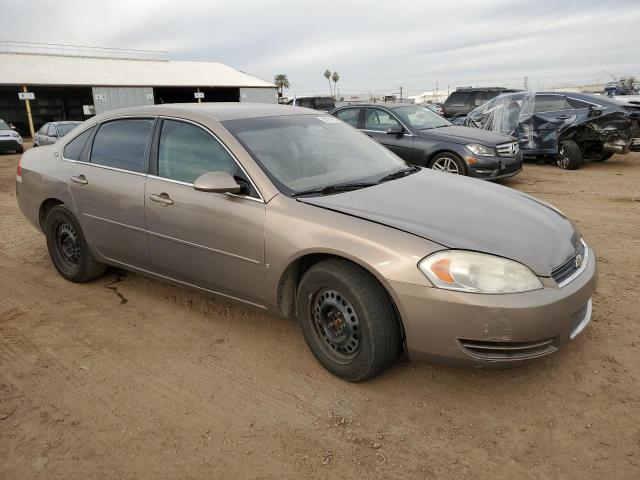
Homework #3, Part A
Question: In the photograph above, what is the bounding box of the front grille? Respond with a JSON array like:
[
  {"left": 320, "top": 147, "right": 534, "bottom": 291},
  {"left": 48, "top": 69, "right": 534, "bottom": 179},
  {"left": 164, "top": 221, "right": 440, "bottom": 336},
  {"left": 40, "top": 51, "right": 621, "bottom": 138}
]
[
  {"left": 459, "top": 337, "right": 557, "bottom": 360},
  {"left": 552, "top": 241, "right": 586, "bottom": 287},
  {"left": 496, "top": 141, "right": 519, "bottom": 157}
]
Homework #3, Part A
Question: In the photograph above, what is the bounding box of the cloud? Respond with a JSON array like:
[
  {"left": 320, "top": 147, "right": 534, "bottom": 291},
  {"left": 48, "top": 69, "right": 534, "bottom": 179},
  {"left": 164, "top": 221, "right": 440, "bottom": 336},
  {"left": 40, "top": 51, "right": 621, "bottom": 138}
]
[{"left": 4, "top": 0, "right": 640, "bottom": 95}]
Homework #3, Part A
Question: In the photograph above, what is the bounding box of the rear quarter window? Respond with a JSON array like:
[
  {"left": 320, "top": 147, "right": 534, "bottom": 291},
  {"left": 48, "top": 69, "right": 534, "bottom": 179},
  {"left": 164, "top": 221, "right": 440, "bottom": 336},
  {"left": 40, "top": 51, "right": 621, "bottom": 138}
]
[{"left": 63, "top": 127, "right": 95, "bottom": 161}]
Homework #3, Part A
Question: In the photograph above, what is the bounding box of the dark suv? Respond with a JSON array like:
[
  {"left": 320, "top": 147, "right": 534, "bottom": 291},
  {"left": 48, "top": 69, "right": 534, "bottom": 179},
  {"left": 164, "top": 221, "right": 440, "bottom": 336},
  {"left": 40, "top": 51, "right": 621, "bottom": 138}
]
[{"left": 443, "top": 87, "right": 521, "bottom": 119}]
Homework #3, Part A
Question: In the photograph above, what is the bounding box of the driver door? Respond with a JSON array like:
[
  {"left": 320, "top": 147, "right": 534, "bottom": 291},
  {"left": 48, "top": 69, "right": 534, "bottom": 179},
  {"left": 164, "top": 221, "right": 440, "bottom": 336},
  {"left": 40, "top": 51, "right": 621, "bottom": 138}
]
[
  {"left": 144, "top": 118, "right": 266, "bottom": 306},
  {"left": 362, "top": 108, "right": 414, "bottom": 161}
]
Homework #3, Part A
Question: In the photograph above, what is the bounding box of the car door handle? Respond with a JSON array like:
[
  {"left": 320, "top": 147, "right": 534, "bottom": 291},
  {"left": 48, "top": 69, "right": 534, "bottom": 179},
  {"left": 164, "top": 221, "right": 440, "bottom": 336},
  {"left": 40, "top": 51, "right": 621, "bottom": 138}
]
[
  {"left": 149, "top": 193, "right": 174, "bottom": 206},
  {"left": 70, "top": 175, "right": 88, "bottom": 185},
  {"left": 556, "top": 115, "right": 572, "bottom": 120}
]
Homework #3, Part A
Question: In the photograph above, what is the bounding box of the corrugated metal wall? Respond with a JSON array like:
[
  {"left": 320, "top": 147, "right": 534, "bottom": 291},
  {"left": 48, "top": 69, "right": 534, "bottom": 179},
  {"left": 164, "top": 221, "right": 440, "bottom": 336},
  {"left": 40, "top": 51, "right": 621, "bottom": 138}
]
[
  {"left": 239, "top": 87, "right": 278, "bottom": 104},
  {"left": 92, "top": 87, "right": 154, "bottom": 114}
]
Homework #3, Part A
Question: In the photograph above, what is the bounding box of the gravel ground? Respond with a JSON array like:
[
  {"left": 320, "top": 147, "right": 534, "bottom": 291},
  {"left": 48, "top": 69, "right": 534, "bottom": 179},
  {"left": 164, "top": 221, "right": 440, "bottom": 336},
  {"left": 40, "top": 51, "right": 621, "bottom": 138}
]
[{"left": 1, "top": 143, "right": 639, "bottom": 479}]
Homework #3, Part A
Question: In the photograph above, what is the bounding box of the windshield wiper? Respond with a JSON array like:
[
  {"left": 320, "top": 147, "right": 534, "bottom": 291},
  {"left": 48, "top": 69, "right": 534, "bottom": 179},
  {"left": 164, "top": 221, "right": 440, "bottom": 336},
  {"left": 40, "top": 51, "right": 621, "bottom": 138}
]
[
  {"left": 378, "top": 166, "right": 420, "bottom": 182},
  {"left": 291, "top": 182, "right": 378, "bottom": 197}
]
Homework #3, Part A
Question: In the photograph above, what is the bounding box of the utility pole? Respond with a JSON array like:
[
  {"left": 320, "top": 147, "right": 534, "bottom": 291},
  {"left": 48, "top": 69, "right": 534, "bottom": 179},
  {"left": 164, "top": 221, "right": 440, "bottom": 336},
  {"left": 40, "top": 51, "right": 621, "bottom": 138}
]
[
  {"left": 399, "top": 86, "right": 403, "bottom": 101},
  {"left": 523, "top": 76, "right": 529, "bottom": 91},
  {"left": 22, "top": 86, "right": 35, "bottom": 138},
  {"left": 436, "top": 81, "right": 439, "bottom": 103}
]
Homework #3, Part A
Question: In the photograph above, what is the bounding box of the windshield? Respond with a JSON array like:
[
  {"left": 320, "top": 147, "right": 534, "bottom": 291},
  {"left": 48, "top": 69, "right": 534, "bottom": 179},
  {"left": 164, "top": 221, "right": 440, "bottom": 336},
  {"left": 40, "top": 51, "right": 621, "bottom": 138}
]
[
  {"left": 394, "top": 106, "right": 451, "bottom": 129},
  {"left": 224, "top": 114, "right": 407, "bottom": 194},
  {"left": 57, "top": 123, "right": 80, "bottom": 136},
  {"left": 0, "top": 120, "right": 10, "bottom": 130}
]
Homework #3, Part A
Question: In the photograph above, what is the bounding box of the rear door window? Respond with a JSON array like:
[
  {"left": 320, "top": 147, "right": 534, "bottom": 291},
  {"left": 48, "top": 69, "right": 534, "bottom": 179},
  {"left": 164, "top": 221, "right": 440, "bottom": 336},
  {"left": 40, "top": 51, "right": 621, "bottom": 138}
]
[
  {"left": 91, "top": 119, "right": 153, "bottom": 173},
  {"left": 445, "top": 92, "right": 471, "bottom": 106},
  {"left": 335, "top": 108, "right": 361, "bottom": 127},
  {"left": 534, "top": 95, "right": 572, "bottom": 113},
  {"left": 63, "top": 127, "right": 95, "bottom": 160}
]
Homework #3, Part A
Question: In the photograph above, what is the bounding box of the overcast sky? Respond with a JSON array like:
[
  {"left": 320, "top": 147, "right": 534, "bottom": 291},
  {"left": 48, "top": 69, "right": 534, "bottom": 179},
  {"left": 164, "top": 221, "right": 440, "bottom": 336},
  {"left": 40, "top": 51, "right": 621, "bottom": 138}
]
[{"left": 4, "top": 0, "right": 640, "bottom": 96}]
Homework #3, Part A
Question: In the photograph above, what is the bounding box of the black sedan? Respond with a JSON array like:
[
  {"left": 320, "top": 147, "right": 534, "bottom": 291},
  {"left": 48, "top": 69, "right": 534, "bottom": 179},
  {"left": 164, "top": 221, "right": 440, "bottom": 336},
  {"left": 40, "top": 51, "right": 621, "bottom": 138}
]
[{"left": 330, "top": 103, "right": 522, "bottom": 179}]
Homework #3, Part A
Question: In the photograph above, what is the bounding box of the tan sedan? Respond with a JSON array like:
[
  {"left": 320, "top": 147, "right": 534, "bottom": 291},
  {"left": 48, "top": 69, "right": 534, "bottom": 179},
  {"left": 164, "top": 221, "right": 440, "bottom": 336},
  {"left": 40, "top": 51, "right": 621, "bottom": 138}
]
[{"left": 16, "top": 103, "right": 597, "bottom": 381}]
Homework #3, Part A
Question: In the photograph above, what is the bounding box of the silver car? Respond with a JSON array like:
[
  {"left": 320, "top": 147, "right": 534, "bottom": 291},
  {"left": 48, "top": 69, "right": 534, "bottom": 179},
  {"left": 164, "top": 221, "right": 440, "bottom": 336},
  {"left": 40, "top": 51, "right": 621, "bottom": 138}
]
[
  {"left": 16, "top": 103, "right": 597, "bottom": 381},
  {"left": 33, "top": 121, "right": 82, "bottom": 147}
]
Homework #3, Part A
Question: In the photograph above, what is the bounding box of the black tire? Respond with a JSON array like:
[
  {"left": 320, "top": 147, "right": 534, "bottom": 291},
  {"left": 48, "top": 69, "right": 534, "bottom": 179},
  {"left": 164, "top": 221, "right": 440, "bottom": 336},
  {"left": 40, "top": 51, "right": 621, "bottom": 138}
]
[
  {"left": 297, "top": 259, "right": 401, "bottom": 382},
  {"left": 16, "top": 145, "right": 24, "bottom": 154},
  {"left": 429, "top": 152, "right": 467, "bottom": 175},
  {"left": 557, "top": 140, "right": 582, "bottom": 170},
  {"left": 44, "top": 205, "right": 106, "bottom": 282}
]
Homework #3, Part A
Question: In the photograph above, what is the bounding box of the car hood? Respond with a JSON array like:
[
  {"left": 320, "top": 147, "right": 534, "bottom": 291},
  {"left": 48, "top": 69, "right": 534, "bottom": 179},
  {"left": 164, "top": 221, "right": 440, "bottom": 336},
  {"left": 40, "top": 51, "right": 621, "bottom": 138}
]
[
  {"left": 418, "top": 125, "right": 514, "bottom": 146},
  {"left": 299, "top": 170, "right": 580, "bottom": 276}
]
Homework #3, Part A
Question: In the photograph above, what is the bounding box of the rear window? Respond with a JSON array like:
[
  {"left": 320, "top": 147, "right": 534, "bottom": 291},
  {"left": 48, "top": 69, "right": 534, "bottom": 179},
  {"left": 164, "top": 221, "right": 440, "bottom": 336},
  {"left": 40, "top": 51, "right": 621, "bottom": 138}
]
[
  {"left": 91, "top": 119, "right": 153, "bottom": 173},
  {"left": 63, "top": 127, "right": 94, "bottom": 160},
  {"left": 566, "top": 97, "right": 592, "bottom": 109},
  {"left": 445, "top": 92, "right": 471, "bottom": 106},
  {"left": 534, "top": 95, "right": 572, "bottom": 113},
  {"left": 335, "top": 108, "right": 360, "bottom": 127}
]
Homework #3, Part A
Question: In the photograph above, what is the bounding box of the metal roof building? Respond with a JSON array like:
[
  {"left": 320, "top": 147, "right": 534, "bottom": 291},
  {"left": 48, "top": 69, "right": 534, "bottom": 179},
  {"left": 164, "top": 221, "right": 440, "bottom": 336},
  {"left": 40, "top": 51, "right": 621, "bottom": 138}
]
[{"left": 0, "top": 42, "right": 277, "bottom": 137}]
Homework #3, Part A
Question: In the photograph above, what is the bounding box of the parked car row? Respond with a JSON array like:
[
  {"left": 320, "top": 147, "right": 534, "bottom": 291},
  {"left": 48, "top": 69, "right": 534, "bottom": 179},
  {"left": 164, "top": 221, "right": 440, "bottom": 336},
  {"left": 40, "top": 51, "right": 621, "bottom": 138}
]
[
  {"left": 16, "top": 103, "right": 596, "bottom": 381},
  {"left": 0, "top": 120, "right": 83, "bottom": 155}
]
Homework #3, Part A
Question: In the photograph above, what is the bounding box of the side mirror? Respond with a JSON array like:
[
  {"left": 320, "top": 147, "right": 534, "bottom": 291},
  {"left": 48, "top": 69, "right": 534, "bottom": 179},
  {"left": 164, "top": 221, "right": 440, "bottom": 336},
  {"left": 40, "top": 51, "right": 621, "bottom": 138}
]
[
  {"left": 193, "top": 171, "right": 241, "bottom": 194},
  {"left": 386, "top": 124, "right": 403, "bottom": 135}
]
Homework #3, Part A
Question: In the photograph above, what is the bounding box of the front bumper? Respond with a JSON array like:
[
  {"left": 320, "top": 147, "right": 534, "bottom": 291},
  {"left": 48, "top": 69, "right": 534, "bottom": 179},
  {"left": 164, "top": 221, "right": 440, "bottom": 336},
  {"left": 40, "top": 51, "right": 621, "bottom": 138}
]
[
  {"left": 390, "top": 246, "right": 597, "bottom": 367},
  {"left": 0, "top": 138, "right": 23, "bottom": 151},
  {"left": 467, "top": 151, "right": 523, "bottom": 180}
]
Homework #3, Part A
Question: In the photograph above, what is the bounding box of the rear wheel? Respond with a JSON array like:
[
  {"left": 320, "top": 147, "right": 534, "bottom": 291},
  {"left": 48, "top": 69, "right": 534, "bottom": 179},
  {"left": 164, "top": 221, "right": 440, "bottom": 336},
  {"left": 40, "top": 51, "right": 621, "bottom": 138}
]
[
  {"left": 44, "top": 205, "right": 106, "bottom": 282},
  {"left": 557, "top": 140, "right": 582, "bottom": 170},
  {"left": 297, "top": 259, "right": 401, "bottom": 382},
  {"left": 429, "top": 152, "right": 466, "bottom": 175}
]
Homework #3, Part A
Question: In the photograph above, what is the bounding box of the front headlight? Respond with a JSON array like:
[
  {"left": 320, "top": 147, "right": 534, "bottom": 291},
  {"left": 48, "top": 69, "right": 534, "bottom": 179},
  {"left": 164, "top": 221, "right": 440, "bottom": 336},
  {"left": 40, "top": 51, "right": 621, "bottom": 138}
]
[
  {"left": 466, "top": 143, "right": 495, "bottom": 156},
  {"left": 419, "top": 250, "right": 543, "bottom": 294},
  {"left": 10, "top": 131, "right": 20, "bottom": 138}
]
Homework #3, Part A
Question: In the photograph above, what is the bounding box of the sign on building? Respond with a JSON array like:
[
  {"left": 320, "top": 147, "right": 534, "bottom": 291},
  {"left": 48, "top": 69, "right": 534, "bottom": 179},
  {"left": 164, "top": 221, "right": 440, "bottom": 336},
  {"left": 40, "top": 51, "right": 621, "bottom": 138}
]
[
  {"left": 18, "top": 92, "right": 35, "bottom": 100},
  {"left": 194, "top": 92, "right": 205, "bottom": 99}
]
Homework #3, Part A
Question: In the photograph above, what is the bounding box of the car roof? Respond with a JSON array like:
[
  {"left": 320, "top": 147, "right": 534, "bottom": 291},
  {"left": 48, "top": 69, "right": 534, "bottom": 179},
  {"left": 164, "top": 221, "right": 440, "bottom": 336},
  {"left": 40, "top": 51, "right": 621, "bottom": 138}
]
[
  {"left": 454, "top": 87, "right": 521, "bottom": 92},
  {"left": 93, "top": 102, "right": 321, "bottom": 122},
  {"left": 334, "top": 102, "right": 418, "bottom": 110}
]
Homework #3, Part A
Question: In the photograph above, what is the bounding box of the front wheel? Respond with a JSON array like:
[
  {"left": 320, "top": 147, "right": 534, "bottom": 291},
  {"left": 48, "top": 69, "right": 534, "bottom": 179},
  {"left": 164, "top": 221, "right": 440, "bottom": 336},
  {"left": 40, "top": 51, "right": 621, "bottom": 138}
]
[
  {"left": 297, "top": 259, "right": 401, "bottom": 382},
  {"left": 44, "top": 205, "right": 106, "bottom": 282},
  {"left": 429, "top": 152, "right": 466, "bottom": 175},
  {"left": 557, "top": 140, "right": 582, "bottom": 170}
]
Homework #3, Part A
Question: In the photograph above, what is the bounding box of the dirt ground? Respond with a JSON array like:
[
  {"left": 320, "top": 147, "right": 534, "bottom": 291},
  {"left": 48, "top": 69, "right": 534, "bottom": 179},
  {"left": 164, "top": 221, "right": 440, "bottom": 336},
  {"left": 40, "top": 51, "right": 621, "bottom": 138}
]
[{"left": 0, "top": 143, "right": 638, "bottom": 480}]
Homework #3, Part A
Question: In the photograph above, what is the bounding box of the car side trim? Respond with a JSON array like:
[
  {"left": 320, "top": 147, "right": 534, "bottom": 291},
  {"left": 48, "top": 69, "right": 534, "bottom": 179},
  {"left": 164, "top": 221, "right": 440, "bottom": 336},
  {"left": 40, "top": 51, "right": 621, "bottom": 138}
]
[
  {"left": 102, "top": 257, "right": 267, "bottom": 310},
  {"left": 146, "top": 174, "right": 264, "bottom": 204},
  {"left": 82, "top": 212, "right": 147, "bottom": 232},
  {"left": 145, "top": 229, "right": 262, "bottom": 265}
]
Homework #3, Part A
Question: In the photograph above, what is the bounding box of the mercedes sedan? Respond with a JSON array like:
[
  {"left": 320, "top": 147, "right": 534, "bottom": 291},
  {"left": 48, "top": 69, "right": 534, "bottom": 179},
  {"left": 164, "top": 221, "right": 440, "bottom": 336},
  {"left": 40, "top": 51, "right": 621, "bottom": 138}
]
[
  {"left": 331, "top": 103, "right": 522, "bottom": 180},
  {"left": 16, "top": 103, "right": 596, "bottom": 381}
]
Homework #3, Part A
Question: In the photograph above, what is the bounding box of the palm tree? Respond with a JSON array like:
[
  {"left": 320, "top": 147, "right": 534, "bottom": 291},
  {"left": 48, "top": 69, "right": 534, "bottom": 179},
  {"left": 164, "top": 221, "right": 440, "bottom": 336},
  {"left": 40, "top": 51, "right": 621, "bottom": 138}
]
[
  {"left": 331, "top": 72, "right": 340, "bottom": 99},
  {"left": 324, "top": 69, "right": 333, "bottom": 96},
  {"left": 273, "top": 74, "right": 290, "bottom": 98}
]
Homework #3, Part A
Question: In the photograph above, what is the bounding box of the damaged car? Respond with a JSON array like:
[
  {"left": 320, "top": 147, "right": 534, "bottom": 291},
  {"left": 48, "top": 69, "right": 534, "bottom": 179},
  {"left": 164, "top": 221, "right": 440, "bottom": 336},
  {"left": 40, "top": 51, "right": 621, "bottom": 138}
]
[{"left": 461, "top": 92, "right": 640, "bottom": 169}]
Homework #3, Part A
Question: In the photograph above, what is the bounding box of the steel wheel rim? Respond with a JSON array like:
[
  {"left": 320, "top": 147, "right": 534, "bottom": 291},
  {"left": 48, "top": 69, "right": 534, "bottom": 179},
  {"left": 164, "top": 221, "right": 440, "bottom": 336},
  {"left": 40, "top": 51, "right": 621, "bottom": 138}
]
[
  {"left": 432, "top": 157, "right": 460, "bottom": 174},
  {"left": 56, "top": 222, "right": 81, "bottom": 268},
  {"left": 311, "top": 289, "right": 361, "bottom": 364},
  {"left": 558, "top": 147, "right": 570, "bottom": 168}
]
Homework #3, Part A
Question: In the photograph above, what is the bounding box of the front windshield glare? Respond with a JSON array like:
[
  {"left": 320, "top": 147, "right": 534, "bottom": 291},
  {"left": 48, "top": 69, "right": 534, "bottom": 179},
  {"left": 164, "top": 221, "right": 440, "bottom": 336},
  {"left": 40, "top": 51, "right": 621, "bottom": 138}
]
[
  {"left": 395, "top": 106, "right": 451, "bottom": 130},
  {"left": 224, "top": 115, "right": 407, "bottom": 194}
]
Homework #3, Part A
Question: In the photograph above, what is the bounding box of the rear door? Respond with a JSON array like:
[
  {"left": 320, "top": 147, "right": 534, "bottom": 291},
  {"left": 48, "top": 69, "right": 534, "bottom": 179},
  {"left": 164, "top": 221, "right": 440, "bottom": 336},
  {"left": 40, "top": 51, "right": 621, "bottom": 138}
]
[
  {"left": 532, "top": 94, "right": 577, "bottom": 151},
  {"left": 68, "top": 117, "right": 154, "bottom": 268},
  {"left": 144, "top": 118, "right": 266, "bottom": 306},
  {"left": 363, "top": 107, "right": 414, "bottom": 161}
]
